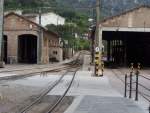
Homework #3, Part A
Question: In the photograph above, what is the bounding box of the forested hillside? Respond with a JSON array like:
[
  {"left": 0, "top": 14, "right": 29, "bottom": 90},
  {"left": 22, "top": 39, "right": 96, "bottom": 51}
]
[
  {"left": 5, "top": 0, "right": 150, "bottom": 18},
  {"left": 4, "top": 0, "right": 150, "bottom": 50}
]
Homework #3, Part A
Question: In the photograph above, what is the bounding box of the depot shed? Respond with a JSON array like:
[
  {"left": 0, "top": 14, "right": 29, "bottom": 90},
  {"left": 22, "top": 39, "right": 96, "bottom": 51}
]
[
  {"left": 99, "top": 5, "right": 150, "bottom": 67},
  {"left": 3, "top": 12, "right": 62, "bottom": 64}
]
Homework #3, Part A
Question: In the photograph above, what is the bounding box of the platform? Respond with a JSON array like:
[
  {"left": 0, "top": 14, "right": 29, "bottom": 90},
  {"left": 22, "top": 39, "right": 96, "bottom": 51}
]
[{"left": 65, "top": 96, "right": 146, "bottom": 113}]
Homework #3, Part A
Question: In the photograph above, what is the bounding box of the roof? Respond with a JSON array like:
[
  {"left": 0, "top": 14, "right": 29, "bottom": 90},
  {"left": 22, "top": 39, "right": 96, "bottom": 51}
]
[
  {"left": 100, "top": 5, "right": 150, "bottom": 24},
  {"left": 5, "top": 12, "right": 58, "bottom": 37}
]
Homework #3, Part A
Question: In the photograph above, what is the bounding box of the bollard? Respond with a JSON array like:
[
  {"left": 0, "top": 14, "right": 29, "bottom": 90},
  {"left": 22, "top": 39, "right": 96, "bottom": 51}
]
[
  {"left": 129, "top": 72, "right": 133, "bottom": 98},
  {"left": 135, "top": 70, "right": 139, "bottom": 101},
  {"left": 124, "top": 74, "right": 127, "bottom": 98}
]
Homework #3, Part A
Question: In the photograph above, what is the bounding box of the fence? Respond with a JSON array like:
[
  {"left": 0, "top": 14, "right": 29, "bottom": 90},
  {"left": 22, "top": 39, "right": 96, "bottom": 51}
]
[{"left": 124, "top": 65, "right": 150, "bottom": 113}]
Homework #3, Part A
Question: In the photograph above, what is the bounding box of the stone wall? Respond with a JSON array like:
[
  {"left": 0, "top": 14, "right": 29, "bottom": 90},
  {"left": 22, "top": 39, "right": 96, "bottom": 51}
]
[{"left": 4, "top": 13, "right": 61, "bottom": 64}]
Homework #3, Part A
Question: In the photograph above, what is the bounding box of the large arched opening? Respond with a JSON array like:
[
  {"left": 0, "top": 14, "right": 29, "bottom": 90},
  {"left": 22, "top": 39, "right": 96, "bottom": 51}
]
[{"left": 18, "top": 34, "right": 37, "bottom": 64}]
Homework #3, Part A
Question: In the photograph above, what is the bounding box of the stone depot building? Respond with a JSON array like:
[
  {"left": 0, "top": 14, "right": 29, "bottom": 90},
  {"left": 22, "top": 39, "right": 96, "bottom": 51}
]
[
  {"left": 3, "top": 12, "right": 62, "bottom": 64},
  {"left": 91, "top": 5, "right": 150, "bottom": 67}
]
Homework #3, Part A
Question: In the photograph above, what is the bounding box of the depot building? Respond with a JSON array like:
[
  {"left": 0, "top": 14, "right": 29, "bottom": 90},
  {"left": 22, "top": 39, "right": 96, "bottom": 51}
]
[
  {"left": 3, "top": 12, "right": 63, "bottom": 64},
  {"left": 96, "top": 5, "right": 150, "bottom": 67}
]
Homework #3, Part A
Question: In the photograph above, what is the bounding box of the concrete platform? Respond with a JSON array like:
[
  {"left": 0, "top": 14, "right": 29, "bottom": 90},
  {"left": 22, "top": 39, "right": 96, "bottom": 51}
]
[
  {"left": 65, "top": 96, "right": 146, "bottom": 113},
  {"left": 45, "top": 70, "right": 146, "bottom": 113},
  {"left": 48, "top": 71, "right": 121, "bottom": 97}
]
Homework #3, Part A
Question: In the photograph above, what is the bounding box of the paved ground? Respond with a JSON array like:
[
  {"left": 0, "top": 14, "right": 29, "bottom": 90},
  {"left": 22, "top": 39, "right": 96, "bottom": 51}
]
[
  {"left": 0, "top": 54, "right": 149, "bottom": 113},
  {"left": 105, "top": 68, "right": 150, "bottom": 112},
  {"left": 65, "top": 96, "right": 145, "bottom": 113},
  {"left": 48, "top": 55, "right": 147, "bottom": 113}
]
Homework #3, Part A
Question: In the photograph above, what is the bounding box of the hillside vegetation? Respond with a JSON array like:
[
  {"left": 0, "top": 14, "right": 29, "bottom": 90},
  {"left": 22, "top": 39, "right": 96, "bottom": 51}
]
[{"left": 4, "top": 0, "right": 150, "bottom": 50}]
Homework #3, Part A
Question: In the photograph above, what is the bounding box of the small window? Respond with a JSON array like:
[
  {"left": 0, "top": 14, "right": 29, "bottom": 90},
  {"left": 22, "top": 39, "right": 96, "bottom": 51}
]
[{"left": 53, "top": 51, "right": 58, "bottom": 55}]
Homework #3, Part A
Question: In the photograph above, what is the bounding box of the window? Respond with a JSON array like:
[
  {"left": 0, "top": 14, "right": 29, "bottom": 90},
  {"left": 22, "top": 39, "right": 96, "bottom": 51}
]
[{"left": 53, "top": 51, "right": 58, "bottom": 55}]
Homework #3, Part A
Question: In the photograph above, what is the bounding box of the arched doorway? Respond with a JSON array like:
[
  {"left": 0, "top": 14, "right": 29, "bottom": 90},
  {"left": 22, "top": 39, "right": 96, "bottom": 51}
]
[
  {"left": 3, "top": 35, "right": 7, "bottom": 63},
  {"left": 18, "top": 34, "right": 37, "bottom": 64}
]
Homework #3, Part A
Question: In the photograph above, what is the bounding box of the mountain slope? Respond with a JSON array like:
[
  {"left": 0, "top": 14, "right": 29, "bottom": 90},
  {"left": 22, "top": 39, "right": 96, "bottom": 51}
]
[{"left": 4, "top": 0, "right": 150, "bottom": 18}]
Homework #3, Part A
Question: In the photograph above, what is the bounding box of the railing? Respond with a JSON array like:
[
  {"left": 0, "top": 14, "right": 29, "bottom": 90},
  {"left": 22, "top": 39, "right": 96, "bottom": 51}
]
[{"left": 124, "top": 64, "right": 150, "bottom": 113}]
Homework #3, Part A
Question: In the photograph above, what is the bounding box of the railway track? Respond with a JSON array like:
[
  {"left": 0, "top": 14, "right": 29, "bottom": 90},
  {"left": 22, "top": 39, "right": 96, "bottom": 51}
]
[
  {"left": 44, "top": 68, "right": 79, "bottom": 113},
  {"left": 15, "top": 60, "right": 81, "bottom": 113},
  {"left": 0, "top": 51, "right": 85, "bottom": 113},
  {"left": 0, "top": 64, "right": 78, "bottom": 81},
  {"left": 111, "top": 69, "right": 127, "bottom": 83},
  {"left": 0, "top": 61, "right": 72, "bottom": 73},
  {"left": 0, "top": 52, "right": 83, "bottom": 74},
  {"left": 0, "top": 55, "right": 82, "bottom": 81},
  {"left": 7, "top": 52, "right": 83, "bottom": 113}
]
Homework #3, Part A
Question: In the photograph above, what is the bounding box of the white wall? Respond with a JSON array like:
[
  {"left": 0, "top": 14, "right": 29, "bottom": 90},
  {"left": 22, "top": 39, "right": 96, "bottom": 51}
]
[
  {"left": 36, "top": 13, "right": 65, "bottom": 26},
  {"left": 5, "top": 10, "right": 23, "bottom": 15}
]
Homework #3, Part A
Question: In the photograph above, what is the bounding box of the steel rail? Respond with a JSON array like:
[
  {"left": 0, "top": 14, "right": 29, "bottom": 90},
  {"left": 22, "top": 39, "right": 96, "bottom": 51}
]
[
  {"left": 139, "top": 92, "right": 150, "bottom": 102},
  {"left": 18, "top": 71, "right": 68, "bottom": 113},
  {"left": 0, "top": 52, "right": 81, "bottom": 73},
  {"left": 111, "top": 69, "right": 125, "bottom": 83},
  {"left": 0, "top": 62, "right": 71, "bottom": 73},
  {"left": 17, "top": 64, "right": 80, "bottom": 113},
  {"left": 139, "top": 75, "right": 150, "bottom": 81},
  {"left": 0, "top": 65, "right": 78, "bottom": 81},
  {"left": 138, "top": 83, "right": 150, "bottom": 92},
  {"left": 45, "top": 68, "right": 80, "bottom": 113},
  {"left": 138, "top": 91, "right": 150, "bottom": 98},
  {"left": 16, "top": 52, "right": 82, "bottom": 113}
]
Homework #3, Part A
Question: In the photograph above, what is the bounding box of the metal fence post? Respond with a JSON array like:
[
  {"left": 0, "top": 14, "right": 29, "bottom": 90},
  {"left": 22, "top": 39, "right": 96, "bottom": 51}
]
[
  {"left": 124, "top": 74, "right": 127, "bottom": 98},
  {"left": 135, "top": 70, "right": 139, "bottom": 101},
  {"left": 129, "top": 72, "right": 133, "bottom": 98},
  {"left": 148, "top": 104, "right": 150, "bottom": 113}
]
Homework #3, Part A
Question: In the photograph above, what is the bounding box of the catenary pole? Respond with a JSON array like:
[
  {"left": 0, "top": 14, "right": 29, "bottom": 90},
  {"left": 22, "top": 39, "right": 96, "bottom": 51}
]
[
  {"left": 37, "top": 8, "right": 43, "bottom": 64},
  {"left": 95, "top": 0, "right": 101, "bottom": 76},
  {"left": 95, "top": 0, "right": 100, "bottom": 48},
  {"left": 95, "top": 0, "right": 102, "bottom": 76}
]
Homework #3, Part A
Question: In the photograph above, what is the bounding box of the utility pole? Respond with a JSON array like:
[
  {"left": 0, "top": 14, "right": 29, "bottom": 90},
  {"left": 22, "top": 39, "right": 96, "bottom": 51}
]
[
  {"left": 95, "top": 0, "right": 102, "bottom": 76},
  {"left": 37, "top": 8, "right": 43, "bottom": 64},
  {"left": 0, "top": 0, "right": 4, "bottom": 67},
  {"left": 95, "top": 0, "right": 100, "bottom": 47}
]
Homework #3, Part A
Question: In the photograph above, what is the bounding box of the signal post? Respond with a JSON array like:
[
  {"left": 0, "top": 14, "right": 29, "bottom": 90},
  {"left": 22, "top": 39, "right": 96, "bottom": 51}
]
[{"left": 95, "top": 47, "right": 103, "bottom": 76}]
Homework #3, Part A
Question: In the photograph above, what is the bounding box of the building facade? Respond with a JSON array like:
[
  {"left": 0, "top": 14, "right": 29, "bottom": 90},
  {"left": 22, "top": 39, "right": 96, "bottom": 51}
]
[
  {"left": 4, "top": 12, "right": 62, "bottom": 64},
  {"left": 97, "top": 5, "right": 150, "bottom": 67}
]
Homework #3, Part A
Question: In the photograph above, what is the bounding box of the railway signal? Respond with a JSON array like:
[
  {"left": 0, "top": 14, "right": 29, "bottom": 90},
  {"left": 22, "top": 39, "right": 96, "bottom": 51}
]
[{"left": 94, "top": 47, "right": 103, "bottom": 76}]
